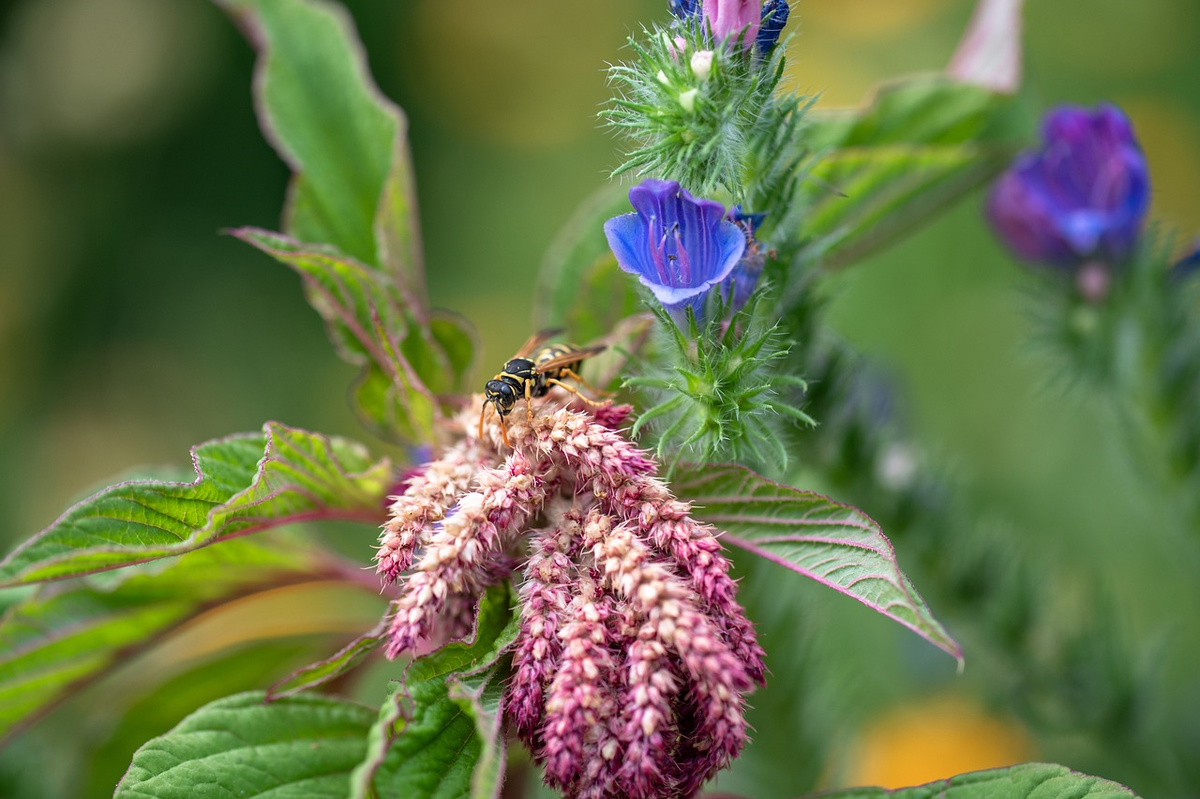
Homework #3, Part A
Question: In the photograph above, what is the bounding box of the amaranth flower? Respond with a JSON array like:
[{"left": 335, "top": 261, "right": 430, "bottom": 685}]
[
  {"left": 376, "top": 395, "right": 764, "bottom": 797},
  {"left": 987, "top": 103, "right": 1149, "bottom": 271},
  {"left": 604, "top": 179, "right": 745, "bottom": 327}
]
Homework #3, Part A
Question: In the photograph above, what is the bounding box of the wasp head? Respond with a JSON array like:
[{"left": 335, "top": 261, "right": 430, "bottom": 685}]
[{"left": 484, "top": 378, "right": 520, "bottom": 417}]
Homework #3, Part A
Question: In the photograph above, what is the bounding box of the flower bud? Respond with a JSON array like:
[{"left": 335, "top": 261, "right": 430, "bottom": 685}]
[
  {"left": 690, "top": 49, "right": 714, "bottom": 81},
  {"left": 987, "top": 104, "right": 1149, "bottom": 270},
  {"left": 756, "top": 0, "right": 790, "bottom": 54},
  {"left": 702, "top": 0, "right": 760, "bottom": 49},
  {"left": 678, "top": 88, "right": 699, "bottom": 114}
]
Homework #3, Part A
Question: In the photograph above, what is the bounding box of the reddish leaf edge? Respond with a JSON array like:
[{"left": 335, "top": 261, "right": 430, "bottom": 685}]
[
  {"left": 676, "top": 464, "right": 963, "bottom": 666},
  {"left": 0, "top": 421, "right": 389, "bottom": 588}
]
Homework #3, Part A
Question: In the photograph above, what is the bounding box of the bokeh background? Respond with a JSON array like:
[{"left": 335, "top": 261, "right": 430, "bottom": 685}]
[{"left": 1, "top": 0, "right": 1199, "bottom": 795}]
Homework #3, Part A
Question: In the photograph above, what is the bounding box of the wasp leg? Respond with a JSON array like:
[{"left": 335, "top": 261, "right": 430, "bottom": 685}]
[
  {"left": 525, "top": 378, "right": 536, "bottom": 424},
  {"left": 498, "top": 413, "right": 512, "bottom": 447},
  {"left": 546, "top": 377, "right": 609, "bottom": 408},
  {"left": 556, "top": 368, "right": 610, "bottom": 398}
]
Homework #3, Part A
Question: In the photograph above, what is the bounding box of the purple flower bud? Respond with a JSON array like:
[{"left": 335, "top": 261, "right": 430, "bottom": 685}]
[
  {"left": 669, "top": 0, "right": 701, "bottom": 20},
  {"left": 987, "top": 104, "right": 1149, "bottom": 269},
  {"left": 604, "top": 179, "right": 746, "bottom": 328},
  {"left": 755, "top": 0, "right": 790, "bottom": 54},
  {"left": 703, "top": 0, "right": 761, "bottom": 47}
]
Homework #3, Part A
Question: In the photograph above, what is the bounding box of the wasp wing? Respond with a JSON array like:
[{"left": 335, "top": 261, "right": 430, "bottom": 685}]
[
  {"left": 534, "top": 344, "right": 607, "bottom": 373},
  {"left": 514, "top": 328, "right": 564, "bottom": 359}
]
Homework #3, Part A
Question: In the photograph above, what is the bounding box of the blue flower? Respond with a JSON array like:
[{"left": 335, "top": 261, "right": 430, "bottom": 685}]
[
  {"left": 756, "top": 0, "right": 790, "bottom": 54},
  {"left": 604, "top": 179, "right": 746, "bottom": 327},
  {"left": 987, "top": 104, "right": 1149, "bottom": 269}
]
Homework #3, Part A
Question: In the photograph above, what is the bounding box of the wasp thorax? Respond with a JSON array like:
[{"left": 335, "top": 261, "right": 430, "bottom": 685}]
[{"left": 504, "top": 358, "right": 537, "bottom": 377}]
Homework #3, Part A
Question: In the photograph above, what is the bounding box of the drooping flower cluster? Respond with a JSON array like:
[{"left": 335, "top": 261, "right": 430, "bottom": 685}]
[
  {"left": 987, "top": 104, "right": 1149, "bottom": 298},
  {"left": 376, "top": 396, "right": 765, "bottom": 797}
]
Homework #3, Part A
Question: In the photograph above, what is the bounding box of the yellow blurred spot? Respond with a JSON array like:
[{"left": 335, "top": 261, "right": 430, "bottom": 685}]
[
  {"left": 845, "top": 695, "right": 1032, "bottom": 788},
  {"left": 805, "top": 0, "right": 953, "bottom": 39},
  {"left": 784, "top": 0, "right": 958, "bottom": 107},
  {"left": 146, "top": 582, "right": 387, "bottom": 669},
  {"left": 1119, "top": 97, "right": 1200, "bottom": 236},
  {"left": 1042, "top": 0, "right": 1196, "bottom": 76},
  {"left": 399, "top": 0, "right": 646, "bottom": 148},
  {"left": 785, "top": 37, "right": 881, "bottom": 108}
]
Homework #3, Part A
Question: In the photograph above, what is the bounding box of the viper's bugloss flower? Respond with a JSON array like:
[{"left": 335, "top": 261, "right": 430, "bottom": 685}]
[
  {"left": 604, "top": 179, "right": 746, "bottom": 327},
  {"left": 722, "top": 206, "right": 767, "bottom": 311},
  {"left": 756, "top": 0, "right": 790, "bottom": 54},
  {"left": 376, "top": 398, "right": 764, "bottom": 797},
  {"left": 987, "top": 104, "right": 1149, "bottom": 270}
]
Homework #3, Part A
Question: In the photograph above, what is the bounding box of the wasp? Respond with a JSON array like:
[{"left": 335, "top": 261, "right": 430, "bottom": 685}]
[{"left": 479, "top": 329, "right": 607, "bottom": 446}]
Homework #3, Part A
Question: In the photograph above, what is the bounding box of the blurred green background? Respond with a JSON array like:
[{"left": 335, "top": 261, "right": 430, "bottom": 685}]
[{"left": 1, "top": 0, "right": 1199, "bottom": 794}]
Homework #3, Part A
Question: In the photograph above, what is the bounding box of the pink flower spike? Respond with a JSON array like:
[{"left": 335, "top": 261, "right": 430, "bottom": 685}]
[
  {"left": 507, "top": 515, "right": 579, "bottom": 748},
  {"left": 617, "top": 636, "right": 679, "bottom": 797},
  {"left": 540, "top": 582, "right": 622, "bottom": 794},
  {"left": 581, "top": 509, "right": 751, "bottom": 794},
  {"left": 375, "top": 437, "right": 494, "bottom": 584},
  {"left": 383, "top": 450, "right": 555, "bottom": 658}
]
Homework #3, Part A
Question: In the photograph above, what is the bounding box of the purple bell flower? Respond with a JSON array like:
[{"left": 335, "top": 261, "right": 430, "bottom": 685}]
[
  {"left": 604, "top": 179, "right": 746, "bottom": 327},
  {"left": 987, "top": 104, "right": 1149, "bottom": 269}
]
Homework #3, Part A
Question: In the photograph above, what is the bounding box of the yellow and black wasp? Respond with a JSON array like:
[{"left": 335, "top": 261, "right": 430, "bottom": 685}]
[{"left": 479, "top": 329, "right": 607, "bottom": 446}]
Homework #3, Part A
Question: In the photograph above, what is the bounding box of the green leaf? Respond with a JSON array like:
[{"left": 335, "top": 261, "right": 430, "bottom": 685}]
[
  {"left": 0, "top": 534, "right": 331, "bottom": 741},
  {"left": 267, "top": 619, "right": 388, "bottom": 701},
  {"left": 0, "top": 422, "right": 390, "bottom": 587},
  {"left": 114, "top": 691, "right": 378, "bottom": 798},
  {"left": 220, "top": 0, "right": 421, "bottom": 294},
  {"left": 672, "top": 463, "right": 962, "bottom": 663},
  {"left": 232, "top": 228, "right": 444, "bottom": 442},
  {"left": 534, "top": 183, "right": 643, "bottom": 341},
  {"left": 798, "top": 76, "right": 1025, "bottom": 269},
  {"left": 221, "top": 0, "right": 478, "bottom": 443},
  {"left": 354, "top": 584, "right": 519, "bottom": 799},
  {"left": 816, "top": 762, "right": 1140, "bottom": 798}
]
